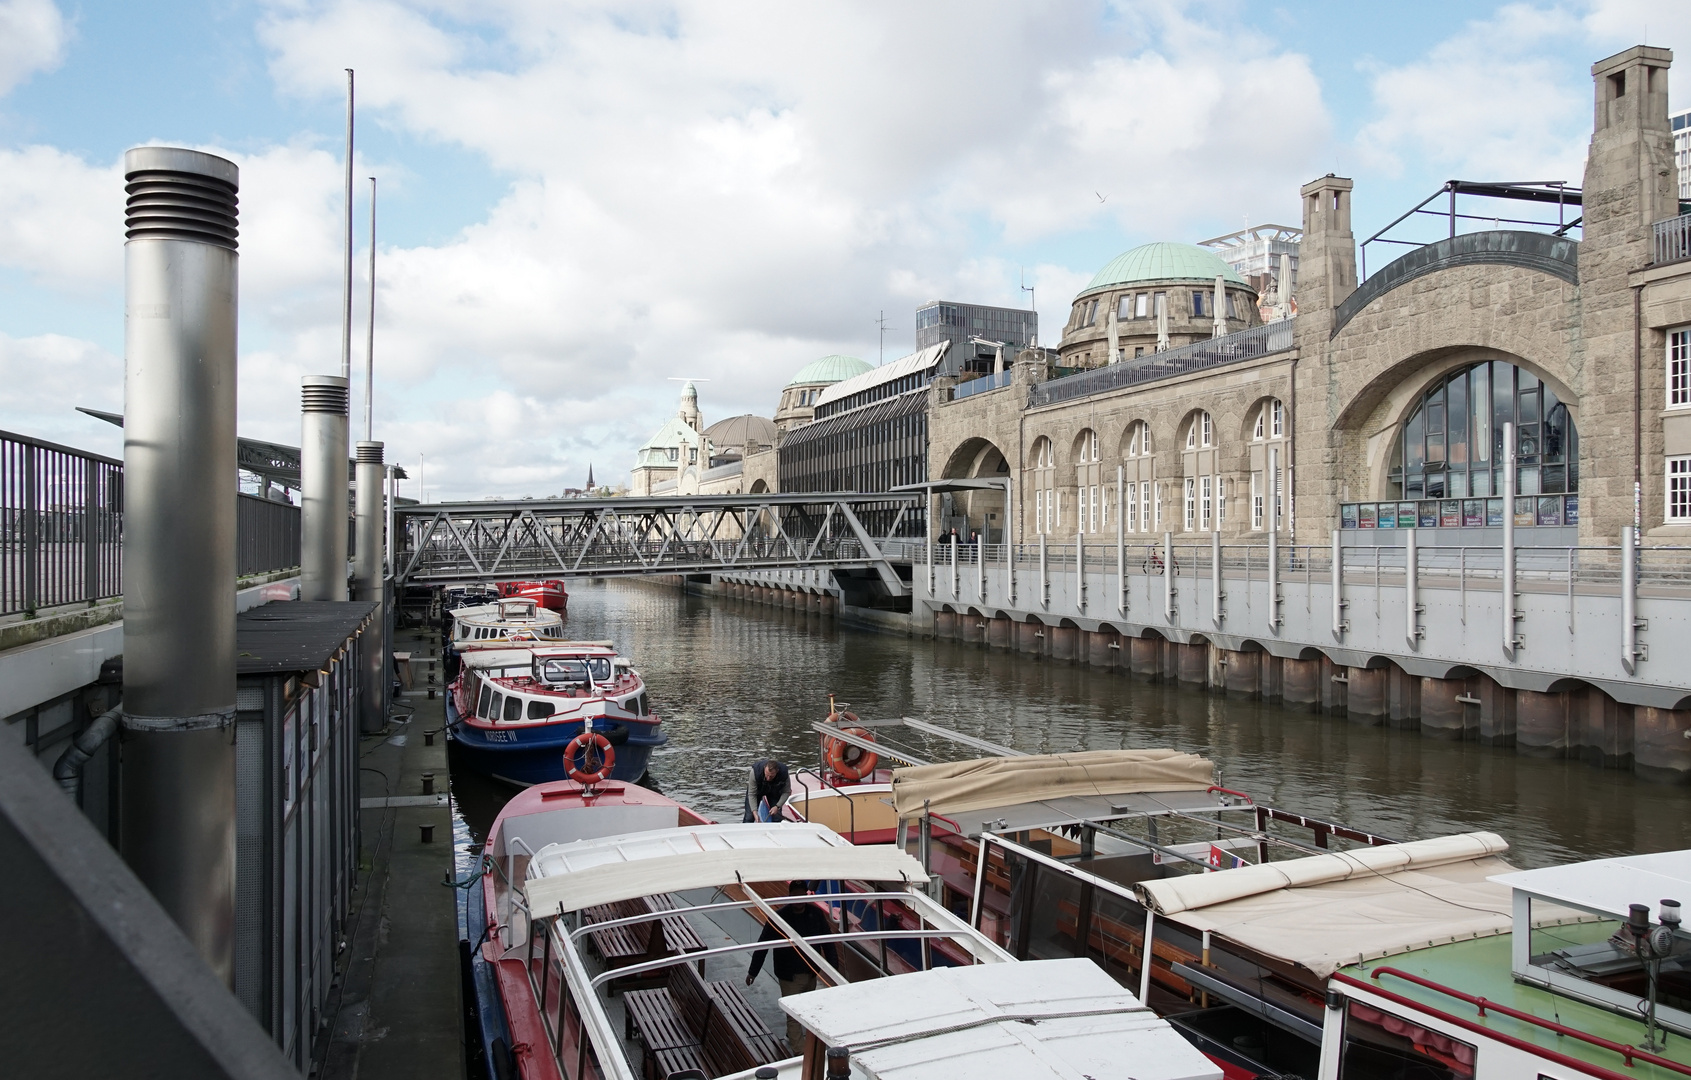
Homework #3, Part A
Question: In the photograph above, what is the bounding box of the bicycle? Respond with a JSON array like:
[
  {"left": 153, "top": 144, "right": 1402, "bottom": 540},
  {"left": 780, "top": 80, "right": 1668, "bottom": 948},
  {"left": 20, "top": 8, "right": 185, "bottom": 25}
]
[{"left": 1141, "top": 546, "right": 1180, "bottom": 575}]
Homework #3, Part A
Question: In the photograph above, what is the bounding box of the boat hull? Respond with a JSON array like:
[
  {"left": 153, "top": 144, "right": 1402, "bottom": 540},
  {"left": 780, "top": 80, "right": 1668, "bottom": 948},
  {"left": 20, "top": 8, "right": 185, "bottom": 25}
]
[
  {"left": 501, "top": 579, "right": 568, "bottom": 613},
  {"left": 446, "top": 695, "right": 663, "bottom": 787}
]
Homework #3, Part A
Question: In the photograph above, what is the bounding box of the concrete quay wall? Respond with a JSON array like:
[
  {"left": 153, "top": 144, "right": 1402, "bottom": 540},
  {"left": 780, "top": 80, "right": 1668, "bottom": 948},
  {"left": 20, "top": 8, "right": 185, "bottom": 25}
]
[{"left": 919, "top": 554, "right": 1691, "bottom": 782}]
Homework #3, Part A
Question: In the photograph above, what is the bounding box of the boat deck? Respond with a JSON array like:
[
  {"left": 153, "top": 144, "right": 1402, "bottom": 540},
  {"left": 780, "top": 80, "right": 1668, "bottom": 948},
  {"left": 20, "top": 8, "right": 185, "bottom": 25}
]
[{"left": 1339, "top": 931, "right": 1691, "bottom": 1078}]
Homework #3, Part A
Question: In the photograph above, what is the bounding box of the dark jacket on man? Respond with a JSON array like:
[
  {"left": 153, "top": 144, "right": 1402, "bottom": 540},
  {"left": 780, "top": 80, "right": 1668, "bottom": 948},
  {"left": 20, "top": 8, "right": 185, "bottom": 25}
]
[
  {"left": 747, "top": 901, "right": 839, "bottom": 981},
  {"left": 742, "top": 759, "right": 791, "bottom": 822}
]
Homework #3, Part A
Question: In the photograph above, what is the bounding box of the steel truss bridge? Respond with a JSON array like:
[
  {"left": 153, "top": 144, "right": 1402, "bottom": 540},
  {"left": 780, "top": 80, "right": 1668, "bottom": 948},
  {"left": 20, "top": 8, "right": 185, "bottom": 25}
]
[{"left": 392, "top": 492, "right": 922, "bottom": 592}]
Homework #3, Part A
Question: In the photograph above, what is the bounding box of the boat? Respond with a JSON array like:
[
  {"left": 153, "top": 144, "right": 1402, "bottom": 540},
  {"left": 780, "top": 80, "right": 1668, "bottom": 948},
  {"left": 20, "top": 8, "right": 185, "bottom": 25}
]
[
  {"left": 502, "top": 578, "right": 569, "bottom": 614},
  {"left": 447, "top": 641, "right": 666, "bottom": 787},
  {"left": 452, "top": 596, "right": 567, "bottom": 646},
  {"left": 464, "top": 774, "right": 1225, "bottom": 1080},
  {"left": 786, "top": 718, "right": 1691, "bottom": 1079}
]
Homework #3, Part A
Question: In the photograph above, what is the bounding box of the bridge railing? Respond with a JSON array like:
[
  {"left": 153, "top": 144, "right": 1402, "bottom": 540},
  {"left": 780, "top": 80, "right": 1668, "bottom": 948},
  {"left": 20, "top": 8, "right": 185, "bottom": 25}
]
[{"left": 1, "top": 428, "right": 304, "bottom": 617}]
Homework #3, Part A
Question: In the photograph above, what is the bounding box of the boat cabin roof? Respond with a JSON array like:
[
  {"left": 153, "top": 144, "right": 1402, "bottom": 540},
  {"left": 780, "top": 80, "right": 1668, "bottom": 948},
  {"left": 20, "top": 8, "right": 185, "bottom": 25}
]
[
  {"left": 780, "top": 958, "right": 1222, "bottom": 1080},
  {"left": 888, "top": 749, "right": 1224, "bottom": 837},
  {"left": 1133, "top": 831, "right": 1554, "bottom": 978},
  {"left": 461, "top": 644, "right": 621, "bottom": 671},
  {"left": 523, "top": 822, "right": 927, "bottom": 916},
  {"left": 1490, "top": 849, "right": 1691, "bottom": 919}
]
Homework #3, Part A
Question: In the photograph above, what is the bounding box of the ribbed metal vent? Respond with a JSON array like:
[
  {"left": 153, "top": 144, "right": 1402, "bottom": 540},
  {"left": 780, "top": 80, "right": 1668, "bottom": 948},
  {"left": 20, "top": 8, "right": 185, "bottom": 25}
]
[
  {"left": 125, "top": 169, "right": 239, "bottom": 251},
  {"left": 301, "top": 381, "right": 350, "bottom": 415},
  {"left": 355, "top": 441, "right": 385, "bottom": 464}
]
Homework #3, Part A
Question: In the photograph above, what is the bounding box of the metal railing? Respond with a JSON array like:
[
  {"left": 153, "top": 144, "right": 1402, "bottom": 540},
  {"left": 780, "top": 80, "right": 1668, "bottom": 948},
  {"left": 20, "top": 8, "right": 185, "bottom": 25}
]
[
  {"left": 1656, "top": 211, "right": 1691, "bottom": 266},
  {"left": 2, "top": 427, "right": 304, "bottom": 617},
  {"left": 1029, "top": 319, "right": 1296, "bottom": 409},
  {"left": 952, "top": 370, "right": 1012, "bottom": 400},
  {"left": 1, "top": 430, "right": 123, "bottom": 616}
]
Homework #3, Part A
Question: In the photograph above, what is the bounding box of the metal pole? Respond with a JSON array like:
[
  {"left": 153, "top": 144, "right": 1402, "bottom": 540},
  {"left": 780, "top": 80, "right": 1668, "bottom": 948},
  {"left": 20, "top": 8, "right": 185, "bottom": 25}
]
[
  {"left": 1622, "top": 525, "right": 1639, "bottom": 672},
  {"left": 1116, "top": 466, "right": 1126, "bottom": 615},
  {"left": 1139, "top": 910, "right": 1156, "bottom": 1002},
  {"left": 1039, "top": 532, "right": 1048, "bottom": 608},
  {"left": 119, "top": 146, "right": 240, "bottom": 984},
  {"left": 1076, "top": 528, "right": 1085, "bottom": 613},
  {"left": 949, "top": 533, "right": 957, "bottom": 598},
  {"left": 1406, "top": 526, "right": 1420, "bottom": 649},
  {"left": 363, "top": 176, "right": 376, "bottom": 441},
  {"left": 1503, "top": 420, "right": 1517, "bottom": 659},
  {"left": 1211, "top": 529, "right": 1222, "bottom": 628},
  {"left": 1163, "top": 530, "right": 1174, "bottom": 622},
  {"left": 1331, "top": 528, "right": 1345, "bottom": 639},
  {"left": 1268, "top": 445, "right": 1280, "bottom": 632},
  {"left": 341, "top": 69, "right": 355, "bottom": 381},
  {"left": 1005, "top": 478, "right": 1014, "bottom": 605}
]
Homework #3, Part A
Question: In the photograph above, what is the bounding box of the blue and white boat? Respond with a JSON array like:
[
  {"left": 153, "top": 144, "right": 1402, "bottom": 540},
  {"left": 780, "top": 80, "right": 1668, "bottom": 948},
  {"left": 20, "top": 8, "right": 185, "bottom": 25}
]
[{"left": 446, "top": 642, "right": 665, "bottom": 787}]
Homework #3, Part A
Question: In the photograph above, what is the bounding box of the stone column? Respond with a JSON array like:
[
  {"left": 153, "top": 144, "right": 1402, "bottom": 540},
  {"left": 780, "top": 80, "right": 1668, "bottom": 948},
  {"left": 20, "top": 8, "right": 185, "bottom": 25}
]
[
  {"left": 1282, "top": 657, "right": 1319, "bottom": 710},
  {"left": 1517, "top": 689, "right": 1570, "bottom": 757},
  {"left": 1420, "top": 677, "right": 1468, "bottom": 739},
  {"left": 1347, "top": 667, "right": 1386, "bottom": 721},
  {"left": 1017, "top": 620, "right": 1045, "bottom": 654},
  {"left": 1478, "top": 678, "right": 1516, "bottom": 747},
  {"left": 1223, "top": 649, "right": 1260, "bottom": 698},
  {"left": 1386, "top": 666, "right": 1420, "bottom": 729},
  {"left": 1049, "top": 625, "right": 1078, "bottom": 661},
  {"left": 1319, "top": 655, "right": 1348, "bottom": 714}
]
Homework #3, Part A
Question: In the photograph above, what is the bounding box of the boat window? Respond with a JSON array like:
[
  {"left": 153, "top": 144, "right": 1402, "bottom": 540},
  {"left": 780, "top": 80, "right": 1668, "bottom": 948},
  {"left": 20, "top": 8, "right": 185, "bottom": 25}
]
[
  {"left": 488, "top": 693, "right": 503, "bottom": 720},
  {"left": 539, "top": 657, "right": 612, "bottom": 685},
  {"left": 478, "top": 685, "right": 493, "bottom": 718},
  {"left": 527, "top": 700, "right": 555, "bottom": 720},
  {"left": 503, "top": 695, "right": 523, "bottom": 722},
  {"left": 1339, "top": 1000, "right": 1475, "bottom": 1079}
]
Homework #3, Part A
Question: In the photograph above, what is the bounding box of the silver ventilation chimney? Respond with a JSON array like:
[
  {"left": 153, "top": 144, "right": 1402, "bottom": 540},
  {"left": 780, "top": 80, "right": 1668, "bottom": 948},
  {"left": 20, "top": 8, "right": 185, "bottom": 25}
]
[
  {"left": 120, "top": 146, "right": 240, "bottom": 983},
  {"left": 300, "top": 376, "right": 350, "bottom": 600},
  {"left": 354, "top": 440, "right": 385, "bottom": 732}
]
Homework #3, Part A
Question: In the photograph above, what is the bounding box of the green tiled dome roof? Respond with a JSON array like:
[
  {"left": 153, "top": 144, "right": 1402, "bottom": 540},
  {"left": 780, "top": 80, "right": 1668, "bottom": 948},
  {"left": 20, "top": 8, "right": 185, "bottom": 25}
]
[
  {"left": 1080, "top": 242, "right": 1246, "bottom": 295},
  {"left": 786, "top": 354, "right": 872, "bottom": 388}
]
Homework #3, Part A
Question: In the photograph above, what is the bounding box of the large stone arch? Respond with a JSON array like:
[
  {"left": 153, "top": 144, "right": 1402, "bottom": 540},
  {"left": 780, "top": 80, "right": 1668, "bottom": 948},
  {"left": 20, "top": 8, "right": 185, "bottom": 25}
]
[
  {"left": 1333, "top": 346, "right": 1580, "bottom": 503},
  {"left": 940, "top": 436, "right": 1011, "bottom": 543}
]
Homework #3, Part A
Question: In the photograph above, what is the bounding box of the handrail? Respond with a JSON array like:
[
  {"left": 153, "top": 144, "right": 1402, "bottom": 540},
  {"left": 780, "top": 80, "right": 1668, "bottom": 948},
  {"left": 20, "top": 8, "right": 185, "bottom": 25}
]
[{"left": 1364, "top": 966, "right": 1691, "bottom": 1077}]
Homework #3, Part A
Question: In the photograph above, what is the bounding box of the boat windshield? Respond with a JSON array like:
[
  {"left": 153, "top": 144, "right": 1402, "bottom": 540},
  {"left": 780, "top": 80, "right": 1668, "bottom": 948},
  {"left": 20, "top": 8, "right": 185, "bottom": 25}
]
[{"left": 539, "top": 656, "right": 613, "bottom": 685}]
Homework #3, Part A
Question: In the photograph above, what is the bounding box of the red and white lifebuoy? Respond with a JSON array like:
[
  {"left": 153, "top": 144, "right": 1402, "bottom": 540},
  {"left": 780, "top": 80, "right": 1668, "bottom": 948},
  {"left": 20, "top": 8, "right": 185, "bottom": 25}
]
[
  {"left": 564, "top": 731, "right": 616, "bottom": 785},
  {"left": 822, "top": 709, "right": 878, "bottom": 780}
]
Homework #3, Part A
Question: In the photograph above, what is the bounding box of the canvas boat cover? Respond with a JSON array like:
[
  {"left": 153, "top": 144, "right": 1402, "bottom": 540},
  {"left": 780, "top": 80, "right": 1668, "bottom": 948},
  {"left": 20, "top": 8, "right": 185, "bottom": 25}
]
[
  {"left": 1134, "top": 832, "right": 1547, "bottom": 977},
  {"left": 889, "top": 749, "right": 1214, "bottom": 819},
  {"left": 522, "top": 822, "right": 927, "bottom": 917},
  {"left": 781, "top": 957, "right": 1222, "bottom": 1080}
]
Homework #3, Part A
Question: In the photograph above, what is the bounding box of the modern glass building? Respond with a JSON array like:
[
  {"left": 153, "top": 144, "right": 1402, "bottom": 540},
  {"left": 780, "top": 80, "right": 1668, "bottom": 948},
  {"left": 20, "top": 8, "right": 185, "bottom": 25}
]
[{"left": 915, "top": 301, "right": 1038, "bottom": 376}]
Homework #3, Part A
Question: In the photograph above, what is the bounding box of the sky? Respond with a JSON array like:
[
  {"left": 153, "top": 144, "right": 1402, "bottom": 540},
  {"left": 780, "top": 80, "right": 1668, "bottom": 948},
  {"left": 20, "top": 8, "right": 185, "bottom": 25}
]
[{"left": 0, "top": 0, "right": 1685, "bottom": 501}]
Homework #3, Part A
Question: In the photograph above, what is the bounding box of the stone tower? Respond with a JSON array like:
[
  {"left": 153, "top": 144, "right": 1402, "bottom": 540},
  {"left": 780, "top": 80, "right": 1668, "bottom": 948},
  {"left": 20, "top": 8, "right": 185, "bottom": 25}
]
[{"left": 1579, "top": 46, "right": 1674, "bottom": 540}]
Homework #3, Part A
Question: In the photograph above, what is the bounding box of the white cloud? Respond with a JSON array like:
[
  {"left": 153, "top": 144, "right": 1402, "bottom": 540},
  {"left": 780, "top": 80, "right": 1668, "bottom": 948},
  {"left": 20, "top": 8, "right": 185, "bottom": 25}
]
[
  {"left": 0, "top": 0, "right": 66, "bottom": 98},
  {"left": 0, "top": 331, "right": 123, "bottom": 454},
  {"left": 1354, "top": 6, "right": 1590, "bottom": 183},
  {"left": 243, "top": 0, "right": 1331, "bottom": 497}
]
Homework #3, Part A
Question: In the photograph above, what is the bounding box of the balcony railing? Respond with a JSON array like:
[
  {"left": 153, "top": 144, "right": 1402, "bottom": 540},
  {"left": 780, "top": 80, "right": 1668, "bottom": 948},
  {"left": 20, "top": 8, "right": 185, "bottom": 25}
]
[
  {"left": 1655, "top": 212, "right": 1691, "bottom": 265},
  {"left": 1029, "top": 318, "right": 1296, "bottom": 409},
  {"left": 953, "top": 369, "right": 1012, "bottom": 400}
]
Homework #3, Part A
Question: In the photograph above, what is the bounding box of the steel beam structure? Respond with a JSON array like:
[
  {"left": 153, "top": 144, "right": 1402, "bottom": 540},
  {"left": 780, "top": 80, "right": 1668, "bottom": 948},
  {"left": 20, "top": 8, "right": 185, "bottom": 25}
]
[{"left": 392, "top": 492, "right": 921, "bottom": 592}]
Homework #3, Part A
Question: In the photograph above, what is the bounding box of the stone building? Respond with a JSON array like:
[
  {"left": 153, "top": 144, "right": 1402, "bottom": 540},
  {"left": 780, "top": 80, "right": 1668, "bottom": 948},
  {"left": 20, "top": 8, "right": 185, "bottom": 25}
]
[
  {"left": 630, "top": 381, "right": 710, "bottom": 496},
  {"left": 929, "top": 45, "right": 1689, "bottom": 553},
  {"left": 1057, "top": 242, "right": 1263, "bottom": 368},
  {"left": 773, "top": 354, "right": 871, "bottom": 434}
]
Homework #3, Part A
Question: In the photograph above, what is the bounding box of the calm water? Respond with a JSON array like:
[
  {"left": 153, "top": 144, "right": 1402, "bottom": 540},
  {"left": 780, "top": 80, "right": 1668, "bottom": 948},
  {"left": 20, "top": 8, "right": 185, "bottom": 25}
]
[{"left": 450, "top": 578, "right": 1691, "bottom": 869}]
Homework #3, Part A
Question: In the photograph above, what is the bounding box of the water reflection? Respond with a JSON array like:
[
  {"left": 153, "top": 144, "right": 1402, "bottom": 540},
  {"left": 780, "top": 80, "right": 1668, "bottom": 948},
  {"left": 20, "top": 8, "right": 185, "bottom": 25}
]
[{"left": 450, "top": 578, "right": 1689, "bottom": 868}]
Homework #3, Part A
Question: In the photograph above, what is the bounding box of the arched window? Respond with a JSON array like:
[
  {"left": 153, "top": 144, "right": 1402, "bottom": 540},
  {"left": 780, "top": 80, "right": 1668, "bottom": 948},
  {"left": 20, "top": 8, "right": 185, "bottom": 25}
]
[
  {"left": 1075, "top": 429, "right": 1099, "bottom": 463},
  {"left": 1186, "top": 411, "right": 1213, "bottom": 450},
  {"left": 1029, "top": 437, "right": 1058, "bottom": 534},
  {"left": 1253, "top": 399, "right": 1284, "bottom": 440},
  {"left": 1125, "top": 421, "right": 1154, "bottom": 457},
  {"left": 1392, "top": 361, "right": 1577, "bottom": 501}
]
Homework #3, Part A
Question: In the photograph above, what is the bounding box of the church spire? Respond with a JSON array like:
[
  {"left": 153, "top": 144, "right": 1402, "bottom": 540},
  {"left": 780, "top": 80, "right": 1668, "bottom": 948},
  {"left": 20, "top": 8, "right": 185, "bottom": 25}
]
[{"left": 586, "top": 462, "right": 595, "bottom": 491}]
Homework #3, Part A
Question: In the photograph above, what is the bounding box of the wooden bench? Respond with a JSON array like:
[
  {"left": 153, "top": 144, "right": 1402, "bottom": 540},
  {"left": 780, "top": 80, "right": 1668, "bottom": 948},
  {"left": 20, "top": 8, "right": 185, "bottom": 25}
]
[
  {"left": 622, "top": 959, "right": 789, "bottom": 1080},
  {"left": 584, "top": 894, "right": 707, "bottom": 990},
  {"left": 645, "top": 891, "right": 707, "bottom": 957},
  {"left": 623, "top": 986, "right": 707, "bottom": 1080}
]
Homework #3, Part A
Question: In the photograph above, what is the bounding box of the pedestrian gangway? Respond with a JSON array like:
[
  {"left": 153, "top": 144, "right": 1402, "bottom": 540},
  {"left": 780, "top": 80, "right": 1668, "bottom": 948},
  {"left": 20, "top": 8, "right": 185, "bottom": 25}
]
[{"left": 392, "top": 492, "right": 923, "bottom": 591}]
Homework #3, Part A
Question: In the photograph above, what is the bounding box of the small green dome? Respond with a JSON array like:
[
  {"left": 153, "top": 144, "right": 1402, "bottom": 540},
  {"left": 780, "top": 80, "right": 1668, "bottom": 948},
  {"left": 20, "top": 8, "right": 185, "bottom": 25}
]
[
  {"left": 1080, "top": 242, "right": 1246, "bottom": 296},
  {"left": 786, "top": 354, "right": 872, "bottom": 388}
]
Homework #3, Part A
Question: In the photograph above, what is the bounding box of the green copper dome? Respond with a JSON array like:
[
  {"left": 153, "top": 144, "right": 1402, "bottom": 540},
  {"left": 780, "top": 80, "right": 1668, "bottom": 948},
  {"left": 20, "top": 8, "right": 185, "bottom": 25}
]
[
  {"left": 1080, "top": 242, "right": 1246, "bottom": 296},
  {"left": 786, "top": 354, "right": 872, "bottom": 388}
]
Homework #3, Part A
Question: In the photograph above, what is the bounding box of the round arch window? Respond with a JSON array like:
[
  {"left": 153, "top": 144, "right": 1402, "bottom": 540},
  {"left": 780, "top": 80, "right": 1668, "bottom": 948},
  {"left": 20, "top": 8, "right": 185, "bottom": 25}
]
[{"left": 1389, "top": 360, "right": 1577, "bottom": 501}]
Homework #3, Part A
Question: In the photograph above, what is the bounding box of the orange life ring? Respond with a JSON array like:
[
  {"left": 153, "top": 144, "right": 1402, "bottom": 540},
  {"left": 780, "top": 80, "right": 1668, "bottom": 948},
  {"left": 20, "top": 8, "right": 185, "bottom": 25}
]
[
  {"left": 823, "top": 715, "right": 878, "bottom": 781},
  {"left": 564, "top": 731, "right": 615, "bottom": 785}
]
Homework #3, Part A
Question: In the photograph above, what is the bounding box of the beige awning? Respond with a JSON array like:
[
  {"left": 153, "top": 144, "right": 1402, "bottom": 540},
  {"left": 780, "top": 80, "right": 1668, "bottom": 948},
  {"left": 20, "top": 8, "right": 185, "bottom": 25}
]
[
  {"left": 522, "top": 823, "right": 928, "bottom": 917},
  {"left": 1134, "top": 833, "right": 1537, "bottom": 978},
  {"left": 890, "top": 749, "right": 1214, "bottom": 819}
]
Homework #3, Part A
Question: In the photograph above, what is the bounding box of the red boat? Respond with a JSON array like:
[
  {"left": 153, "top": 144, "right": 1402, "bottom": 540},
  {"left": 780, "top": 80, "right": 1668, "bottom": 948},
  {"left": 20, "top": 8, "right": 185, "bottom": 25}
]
[{"left": 500, "top": 579, "right": 568, "bottom": 614}]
